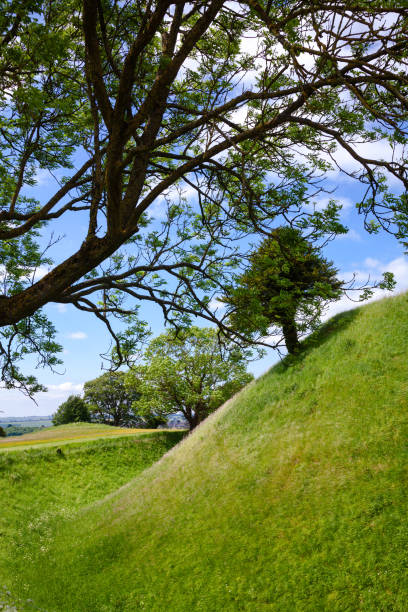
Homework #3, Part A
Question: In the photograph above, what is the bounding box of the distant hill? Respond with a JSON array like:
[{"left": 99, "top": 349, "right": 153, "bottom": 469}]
[
  {"left": 3, "top": 293, "right": 408, "bottom": 611},
  {"left": 0, "top": 415, "right": 52, "bottom": 422}
]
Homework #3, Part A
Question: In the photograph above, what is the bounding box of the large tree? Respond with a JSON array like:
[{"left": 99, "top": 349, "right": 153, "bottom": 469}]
[
  {"left": 83, "top": 371, "right": 143, "bottom": 427},
  {"left": 128, "top": 327, "right": 254, "bottom": 431},
  {"left": 0, "top": 1, "right": 407, "bottom": 392}
]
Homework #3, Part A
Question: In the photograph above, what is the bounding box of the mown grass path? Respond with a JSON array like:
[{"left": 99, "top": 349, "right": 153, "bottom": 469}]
[{"left": 0, "top": 422, "right": 160, "bottom": 451}]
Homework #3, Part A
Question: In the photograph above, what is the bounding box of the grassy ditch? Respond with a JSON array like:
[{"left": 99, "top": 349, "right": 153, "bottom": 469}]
[{"left": 0, "top": 430, "right": 183, "bottom": 610}]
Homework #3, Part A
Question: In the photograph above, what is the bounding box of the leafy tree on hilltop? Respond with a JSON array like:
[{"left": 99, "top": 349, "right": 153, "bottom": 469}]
[
  {"left": 52, "top": 395, "right": 91, "bottom": 426},
  {"left": 128, "top": 327, "right": 253, "bottom": 431},
  {"left": 224, "top": 227, "right": 395, "bottom": 354},
  {"left": 223, "top": 227, "right": 343, "bottom": 354},
  {"left": 0, "top": 426, "right": 6, "bottom": 437}
]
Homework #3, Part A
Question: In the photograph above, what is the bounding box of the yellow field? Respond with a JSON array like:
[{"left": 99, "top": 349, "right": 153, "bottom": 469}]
[{"left": 0, "top": 422, "right": 158, "bottom": 451}]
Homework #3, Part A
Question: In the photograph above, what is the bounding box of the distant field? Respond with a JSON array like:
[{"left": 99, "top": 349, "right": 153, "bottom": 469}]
[{"left": 0, "top": 422, "right": 163, "bottom": 451}]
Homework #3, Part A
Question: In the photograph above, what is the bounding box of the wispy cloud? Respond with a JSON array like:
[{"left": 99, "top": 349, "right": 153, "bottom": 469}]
[
  {"left": 48, "top": 382, "right": 84, "bottom": 393},
  {"left": 208, "top": 297, "right": 226, "bottom": 313},
  {"left": 337, "top": 229, "right": 362, "bottom": 242},
  {"left": 66, "top": 331, "right": 87, "bottom": 340}
]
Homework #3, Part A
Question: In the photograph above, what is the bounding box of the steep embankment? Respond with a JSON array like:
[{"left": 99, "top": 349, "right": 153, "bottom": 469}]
[{"left": 5, "top": 294, "right": 408, "bottom": 611}]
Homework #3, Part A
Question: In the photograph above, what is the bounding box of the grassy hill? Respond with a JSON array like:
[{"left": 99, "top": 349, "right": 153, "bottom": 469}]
[{"left": 3, "top": 293, "right": 408, "bottom": 611}]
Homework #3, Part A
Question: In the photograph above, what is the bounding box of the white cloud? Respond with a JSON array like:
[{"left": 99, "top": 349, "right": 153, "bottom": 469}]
[
  {"left": 326, "top": 255, "right": 408, "bottom": 321},
  {"left": 338, "top": 229, "right": 361, "bottom": 242},
  {"left": 32, "top": 168, "right": 65, "bottom": 188},
  {"left": 383, "top": 256, "right": 408, "bottom": 289},
  {"left": 66, "top": 331, "right": 87, "bottom": 340},
  {"left": 230, "top": 104, "right": 249, "bottom": 126},
  {"left": 208, "top": 297, "right": 225, "bottom": 313},
  {"left": 364, "top": 257, "right": 381, "bottom": 269},
  {"left": 56, "top": 303, "right": 68, "bottom": 314},
  {"left": 326, "top": 139, "right": 406, "bottom": 187},
  {"left": 322, "top": 294, "right": 363, "bottom": 321},
  {"left": 0, "top": 264, "right": 50, "bottom": 283},
  {"left": 357, "top": 255, "right": 408, "bottom": 290},
  {"left": 146, "top": 198, "right": 167, "bottom": 220},
  {"left": 30, "top": 266, "right": 50, "bottom": 280},
  {"left": 0, "top": 381, "right": 85, "bottom": 417},
  {"left": 48, "top": 382, "right": 84, "bottom": 393},
  {"left": 33, "top": 168, "right": 53, "bottom": 187}
]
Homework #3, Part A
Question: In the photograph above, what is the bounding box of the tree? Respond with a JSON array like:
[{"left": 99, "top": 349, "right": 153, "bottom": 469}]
[
  {"left": 52, "top": 395, "right": 91, "bottom": 426},
  {"left": 128, "top": 327, "right": 254, "bottom": 431},
  {"left": 83, "top": 371, "right": 144, "bottom": 427},
  {"left": 0, "top": 426, "right": 6, "bottom": 438},
  {"left": 223, "top": 227, "right": 343, "bottom": 354},
  {"left": 0, "top": 1, "right": 407, "bottom": 391},
  {"left": 223, "top": 226, "right": 396, "bottom": 354}
]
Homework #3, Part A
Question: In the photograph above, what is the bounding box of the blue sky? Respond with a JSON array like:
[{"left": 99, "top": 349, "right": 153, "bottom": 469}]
[{"left": 2, "top": 145, "right": 406, "bottom": 418}]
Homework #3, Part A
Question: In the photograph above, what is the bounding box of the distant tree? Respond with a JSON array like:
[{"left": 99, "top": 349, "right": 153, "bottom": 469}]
[
  {"left": 83, "top": 371, "right": 145, "bottom": 427},
  {"left": 52, "top": 395, "right": 91, "bottom": 426},
  {"left": 0, "top": 426, "right": 6, "bottom": 437},
  {"left": 128, "top": 327, "right": 253, "bottom": 431},
  {"left": 223, "top": 227, "right": 344, "bottom": 355},
  {"left": 3, "top": 425, "right": 39, "bottom": 437}
]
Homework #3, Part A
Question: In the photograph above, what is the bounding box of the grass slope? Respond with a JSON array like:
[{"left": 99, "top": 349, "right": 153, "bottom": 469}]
[
  {"left": 0, "top": 422, "right": 159, "bottom": 451},
  {"left": 0, "top": 431, "right": 184, "bottom": 610},
  {"left": 4, "top": 294, "right": 408, "bottom": 611}
]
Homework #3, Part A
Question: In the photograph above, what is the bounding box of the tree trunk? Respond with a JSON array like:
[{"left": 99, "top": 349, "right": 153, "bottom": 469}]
[
  {"left": 188, "top": 409, "right": 205, "bottom": 431},
  {"left": 282, "top": 319, "right": 299, "bottom": 354},
  {"left": 188, "top": 414, "right": 199, "bottom": 431}
]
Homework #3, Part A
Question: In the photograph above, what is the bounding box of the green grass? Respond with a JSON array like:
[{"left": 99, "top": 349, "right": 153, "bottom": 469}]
[
  {"left": 0, "top": 430, "right": 184, "bottom": 610},
  {"left": 3, "top": 293, "right": 408, "bottom": 611}
]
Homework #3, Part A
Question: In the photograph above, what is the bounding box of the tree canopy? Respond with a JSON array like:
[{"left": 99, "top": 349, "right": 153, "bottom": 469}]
[
  {"left": 0, "top": 1, "right": 407, "bottom": 392},
  {"left": 223, "top": 227, "right": 344, "bottom": 354},
  {"left": 128, "top": 326, "right": 253, "bottom": 430},
  {"left": 83, "top": 371, "right": 141, "bottom": 427},
  {"left": 52, "top": 395, "right": 91, "bottom": 426}
]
